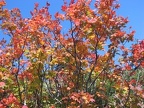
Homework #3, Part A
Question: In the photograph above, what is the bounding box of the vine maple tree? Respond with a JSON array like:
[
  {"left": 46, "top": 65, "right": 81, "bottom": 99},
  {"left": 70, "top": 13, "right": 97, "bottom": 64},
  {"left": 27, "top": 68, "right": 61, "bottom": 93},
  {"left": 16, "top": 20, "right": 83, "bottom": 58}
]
[{"left": 0, "top": 0, "right": 144, "bottom": 108}]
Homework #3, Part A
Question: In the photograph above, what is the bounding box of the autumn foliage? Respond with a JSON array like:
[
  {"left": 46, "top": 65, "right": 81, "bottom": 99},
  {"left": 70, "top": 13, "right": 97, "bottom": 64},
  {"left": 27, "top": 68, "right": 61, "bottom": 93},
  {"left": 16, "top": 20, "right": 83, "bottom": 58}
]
[{"left": 0, "top": 0, "right": 144, "bottom": 107}]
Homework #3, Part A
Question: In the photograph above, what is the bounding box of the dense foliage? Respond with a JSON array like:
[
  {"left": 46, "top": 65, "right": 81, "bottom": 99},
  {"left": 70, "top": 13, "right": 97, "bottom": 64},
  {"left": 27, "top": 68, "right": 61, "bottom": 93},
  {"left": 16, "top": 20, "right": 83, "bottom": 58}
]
[{"left": 0, "top": 0, "right": 144, "bottom": 107}]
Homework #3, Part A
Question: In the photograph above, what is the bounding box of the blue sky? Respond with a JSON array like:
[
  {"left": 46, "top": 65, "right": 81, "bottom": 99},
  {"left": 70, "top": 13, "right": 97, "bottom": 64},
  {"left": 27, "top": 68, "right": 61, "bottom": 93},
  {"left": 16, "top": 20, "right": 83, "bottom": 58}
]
[
  {"left": 118, "top": 0, "right": 144, "bottom": 40},
  {"left": 1, "top": 0, "right": 144, "bottom": 41}
]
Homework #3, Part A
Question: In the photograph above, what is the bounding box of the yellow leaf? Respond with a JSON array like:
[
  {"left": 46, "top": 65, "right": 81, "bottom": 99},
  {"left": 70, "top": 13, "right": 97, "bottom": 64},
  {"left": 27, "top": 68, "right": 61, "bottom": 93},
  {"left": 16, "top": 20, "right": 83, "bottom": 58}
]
[{"left": 88, "top": 34, "right": 95, "bottom": 39}]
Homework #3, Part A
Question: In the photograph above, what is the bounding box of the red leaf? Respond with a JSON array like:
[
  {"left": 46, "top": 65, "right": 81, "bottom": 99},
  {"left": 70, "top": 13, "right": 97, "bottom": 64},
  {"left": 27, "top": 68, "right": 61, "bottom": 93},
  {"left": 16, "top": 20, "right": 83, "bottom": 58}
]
[
  {"left": 0, "top": 82, "right": 5, "bottom": 87},
  {"left": 22, "top": 105, "right": 28, "bottom": 108},
  {"left": 35, "top": 3, "right": 39, "bottom": 8},
  {"left": 129, "top": 79, "right": 136, "bottom": 84},
  {"left": 61, "top": 5, "right": 67, "bottom": 11}
]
